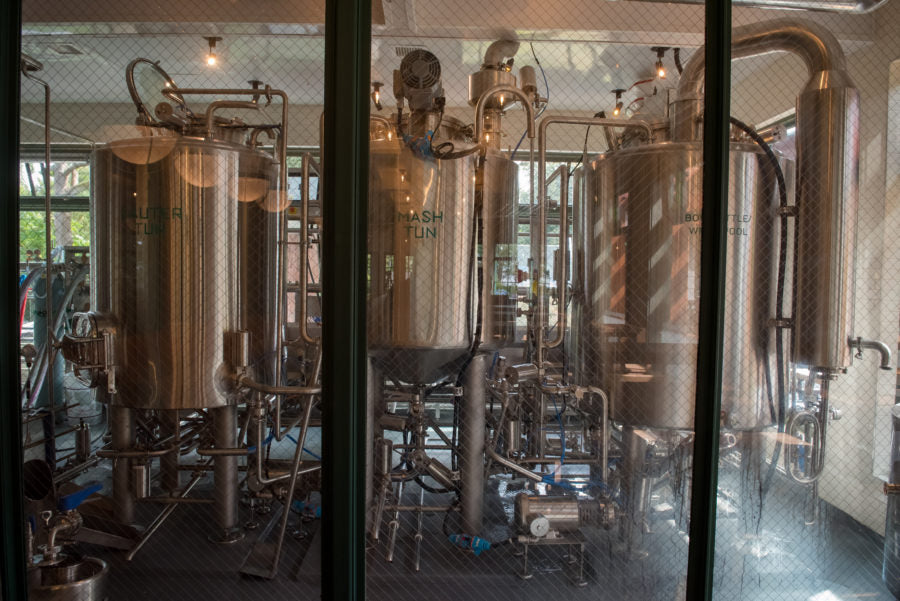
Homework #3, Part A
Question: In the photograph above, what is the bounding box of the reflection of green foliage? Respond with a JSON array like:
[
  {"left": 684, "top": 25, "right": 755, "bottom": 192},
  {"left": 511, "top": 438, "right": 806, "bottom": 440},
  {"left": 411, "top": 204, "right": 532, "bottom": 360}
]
[
  {"left": 19, "top": 161, "right": 89, "bottom": 197},
  {"left": 20, "top": 211, "right": 48, "bottom": 257},
  {"left": 19, "top": 212, "right": 91, "bottom": 261},
  {"left": 19, "top": 161, "right": 91, "bottom": 262}
]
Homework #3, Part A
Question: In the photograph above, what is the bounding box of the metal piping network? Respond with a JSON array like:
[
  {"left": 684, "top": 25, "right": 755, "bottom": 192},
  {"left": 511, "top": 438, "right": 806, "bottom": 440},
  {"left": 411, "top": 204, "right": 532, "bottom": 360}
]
[
  {"left": 164, "top": 86, "right": 291, "bottom": 215},
  {"left": 535, "top": 116, "right": 652, "bottom": 368},
  {"left": 676, "top": 20, "right": 899, "bottom": 550},
  {"left": 673, "top": 21, "right": 860, "bottom": 493},
  {"left": 474, "top": 84, "right": 536, "bottom": 146}
]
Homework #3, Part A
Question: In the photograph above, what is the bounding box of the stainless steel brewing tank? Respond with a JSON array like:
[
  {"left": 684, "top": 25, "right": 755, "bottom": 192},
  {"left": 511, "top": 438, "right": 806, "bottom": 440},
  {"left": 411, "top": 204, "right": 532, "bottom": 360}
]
[
  {"left": 569, "top": 141, "right": 781, "bottom": 429},
  {"left": 367, "top": 126, "right": 477, "bottom": 383},
  {"left": 237, "top": 151, "right": 282, "bottom": 387},
  {"left": 478, "top": 150, "right": 518, "bottom": 350},
  {"left": 91, "top": 137, "right": 278, "bottom": 409}
]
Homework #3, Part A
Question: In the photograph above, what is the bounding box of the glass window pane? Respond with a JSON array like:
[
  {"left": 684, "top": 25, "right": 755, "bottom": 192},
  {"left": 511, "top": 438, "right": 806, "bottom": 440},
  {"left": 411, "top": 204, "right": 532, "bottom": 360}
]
[
  {"left": 713, "top": 6, "right": 900, "bottom": 601},
  {"left": 17, "top": 1, "right": 326, "bottom": 598},
  {"left": 365, "top": 1, "right": 707, "bottom": 598}
]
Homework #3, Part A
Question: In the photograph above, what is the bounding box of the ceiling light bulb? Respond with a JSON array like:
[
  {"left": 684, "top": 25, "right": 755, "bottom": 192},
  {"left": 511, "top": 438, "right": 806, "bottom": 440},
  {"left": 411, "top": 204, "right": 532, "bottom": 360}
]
[
  {"left": 652, "top": 46, "right": 669, "bottom": 80},
  {"left": 203, "top": 36, "right": 222, "bottom": 68},
  {"left": 371, "top": 81, "right": 384, "bottom": 111},
  {"left": 611, "top": 89, "right": 625, "bottom": 117}
]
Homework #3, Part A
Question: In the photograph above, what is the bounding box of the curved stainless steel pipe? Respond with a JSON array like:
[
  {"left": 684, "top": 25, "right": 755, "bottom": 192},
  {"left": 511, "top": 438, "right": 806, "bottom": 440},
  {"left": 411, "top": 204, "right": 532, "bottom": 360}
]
[
  {"left": 474, "top": 85, "right": 535, "bottom": 145},
  {"left": 485, "top": 446, "right": 544, "bottom": 482},
  {"left": 482, "top": 40, "right": 520, "bottom": 67},
  {"left": 849, "top": 337, "right": 894, "bottom": 371},
  {"left": 675, "top": 18, "right": 849, "bottom": 140},
  {"left": 681, "top": 18, "right": 848, "bottom": 91},
  {"left": 237, "top": 375, "right": 320, "bottom": 397},
  {"left": 205, "top": 100, "right": 260, "bottom": 139}
]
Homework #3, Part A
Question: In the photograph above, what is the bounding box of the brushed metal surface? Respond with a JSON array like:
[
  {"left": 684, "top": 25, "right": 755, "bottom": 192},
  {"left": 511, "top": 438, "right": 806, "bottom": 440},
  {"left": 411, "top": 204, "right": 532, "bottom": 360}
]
[
  {"left": 514, "top": 494, "right": 581, "bottom": 533},
  {"left": 92, "top": 138, "right": 276, "bottom": 409},
  {"left": 792, "top": 86, "right": 859, "bottom": 372},
  {"left": 570, "top": 142, "right": 781, "bottom": 429},
  {"left": 236, "top": 151, "right": 282, "bottom": 386},
  {"left": 29, "top": 556, "right": 108, "bottom": 601},
  {"left": 367, "top": 134, "right": 476, "bottom": 383}
]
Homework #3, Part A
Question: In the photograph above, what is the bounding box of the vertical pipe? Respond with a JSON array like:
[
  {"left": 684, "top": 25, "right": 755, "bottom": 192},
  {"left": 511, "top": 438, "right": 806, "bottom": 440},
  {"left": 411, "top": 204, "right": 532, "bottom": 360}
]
[
  {"left": 685, "top": 1, "right": 731, "bottom": 600},
  {"left": 111, "top": 405, "right": 135, "bottom": 524},
  {"left": 1, "top": 1, "right": 26, "bottom": 596},
  {"left": 322, "top": 0, "right": 370, "bottom": 594},
  {"left": 460, "top": 353, "right": 487, "bottom": 534},
  {"left": 211, "top": 404, "right": 241, "bottom": 541},
  {"left": 547, "top": 169, "right": 568, "bottom": 349},
  {"left": 39, "top": 72, "right": 54, "bottom": 429},
  {"left": 299, "top": 153, "right": 317, "bottom": 344},
  {"left": 621, "top": 426, "right": 649, "bottom": 551}
]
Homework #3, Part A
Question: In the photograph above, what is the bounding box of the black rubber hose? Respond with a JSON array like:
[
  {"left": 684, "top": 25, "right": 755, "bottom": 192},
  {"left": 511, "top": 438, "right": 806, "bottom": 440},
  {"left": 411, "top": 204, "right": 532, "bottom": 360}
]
[
  {"left": 414, "top": 474, "right": 457, "bottom": 495},
  {"left": 728, "top": 116, "right": 790, "bottom": 494},
  {"left": 450, "top": 205, "right": 484, "bottom": 470},
  {"left": 674, "top": 48, "right": 684, "bottom": 75},
  {"left": 433, "top": 142, "right": 481, "bottom": 161}
]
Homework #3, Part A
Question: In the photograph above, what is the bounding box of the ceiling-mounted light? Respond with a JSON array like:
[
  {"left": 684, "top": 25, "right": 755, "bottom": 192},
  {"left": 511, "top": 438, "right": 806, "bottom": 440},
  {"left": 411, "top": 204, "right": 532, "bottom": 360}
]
[
  {"left": 204, "top": 36, "right": 222, "bottom": 67},
  {"left": 371, "top": 81, "right": 384, "bottom": 111},
  {"left": 651, "top": 46, "right": 670, "bottom": 79},
  {"left": 611, "top": 88, "right": 625, "bottom": 116}
]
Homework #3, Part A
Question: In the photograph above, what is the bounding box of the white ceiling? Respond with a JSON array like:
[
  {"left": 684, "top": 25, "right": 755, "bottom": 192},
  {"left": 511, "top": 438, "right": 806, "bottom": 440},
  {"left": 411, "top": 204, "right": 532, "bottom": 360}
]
[{"left": 18, "top": 0, "right": 877, "bottom": 112}]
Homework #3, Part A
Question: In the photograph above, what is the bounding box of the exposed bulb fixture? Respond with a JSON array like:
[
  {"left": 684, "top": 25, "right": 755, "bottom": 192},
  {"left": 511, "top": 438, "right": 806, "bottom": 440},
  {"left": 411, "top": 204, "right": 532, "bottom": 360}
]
[
  {"left": 611, "top": 88, "right": 625, "bottom": 116},
  {"left": 204, "top": 36, "right": 222, "bottom": 67},
  {"left": 371, "top": 81, "right": 384, "bottom": 111},
  {"left": 651, "top": 46, "right": 670, "bottom": 79}
]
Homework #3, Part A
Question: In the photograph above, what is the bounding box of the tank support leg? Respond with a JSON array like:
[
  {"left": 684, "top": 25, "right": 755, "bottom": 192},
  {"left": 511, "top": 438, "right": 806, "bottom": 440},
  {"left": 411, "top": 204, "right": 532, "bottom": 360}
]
[
  {"left": 111, "top": 405, "right": 134, "bottom": 525},
  {"left": 621, "top": 426, "right": 652, "bottom": 556},
  {"left": 460, "top": 353, "right": 487, "bottom": 535},
  {"left": 211, "top": 404, "right": 243, "bottom": 543}
]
